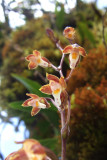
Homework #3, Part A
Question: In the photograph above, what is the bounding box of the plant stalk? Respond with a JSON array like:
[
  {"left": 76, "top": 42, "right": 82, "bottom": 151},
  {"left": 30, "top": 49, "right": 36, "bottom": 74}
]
[{"left": 61, "top": 109, "right": 66, "bottom": 160}]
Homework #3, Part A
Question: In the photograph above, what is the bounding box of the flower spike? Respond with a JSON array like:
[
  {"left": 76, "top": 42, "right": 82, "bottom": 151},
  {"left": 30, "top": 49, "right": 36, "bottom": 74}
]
[
  {"left": 26, "top": 50, "right": 51, "bottom": 69},
  {"left": 22, "top": 93, "right": 50, "bottom": 116}
]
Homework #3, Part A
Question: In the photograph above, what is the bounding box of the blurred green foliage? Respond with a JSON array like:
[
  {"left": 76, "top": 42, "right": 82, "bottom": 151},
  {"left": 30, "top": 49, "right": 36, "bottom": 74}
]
[{"left": 55, "top": 2, "right": 65, "bottom": 30}]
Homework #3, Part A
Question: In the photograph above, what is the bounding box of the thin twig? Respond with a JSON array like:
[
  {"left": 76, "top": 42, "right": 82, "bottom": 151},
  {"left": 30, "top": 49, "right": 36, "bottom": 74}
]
[
  {"left": 58, "top": 53, "right": 65, "bottom": 77},
  {"left": 56, "top": 41, "right": 63, "bottom": 52},
  {"left": 51, "top": 64, "right": 59, "bottom": 71},
  {"left": 45, "top": 97, "right": 61, "bottom": 111},
  {"left": 56, "top": 41, "right": 65, "bottom": 77}
]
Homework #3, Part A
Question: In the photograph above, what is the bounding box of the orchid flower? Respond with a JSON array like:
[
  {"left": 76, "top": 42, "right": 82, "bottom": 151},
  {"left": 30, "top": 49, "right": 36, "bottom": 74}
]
[
  {"left": 63, "top": 44, "right": 86, "bottom": 69},
  {"left": 63, "top": 26, "right": 75, "bottom": 39},
  {"left": 26, "top": 50, "right": 51, "bottom": 69},
  {"left": 5, "top": 139, "right": 47, "bottom": 160},
  {"left": 40, "top": 73, "right": 67, "bottom": 107},
  {"left": 22, "top": 93, "right": 50, "bottom": 116}
]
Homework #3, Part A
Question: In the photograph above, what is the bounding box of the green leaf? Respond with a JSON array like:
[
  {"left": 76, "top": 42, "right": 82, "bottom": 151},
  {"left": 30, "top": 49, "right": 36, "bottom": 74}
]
[
  {"left": 11, "top": 73, "right": 45, "bottom": 96},
  {"left": 9, "top": 101, "right": 31, "bottom": 113},
  {"left": 55, "top": 2, "right": 65, "bottom": 30},
  {"left": 78, "top": 22, "right": 96, "bottom": 45},
  {"left": 39, "top": 137, "right": 58, "bottom": 151},
  {"left": 9, "top": 101, "right": 59, "bottom": 126},
  {"left": 10, "top": 101, "right": 59, "bottom": 124},
  {"left": 9, "top": 101, "right": 59, "bottom": 133},
  {"left": 11, "top": 74, "right": 57, "bottom": 111},
  {"left": 42, "top": 110, "right": 59, "bottom": 130}
]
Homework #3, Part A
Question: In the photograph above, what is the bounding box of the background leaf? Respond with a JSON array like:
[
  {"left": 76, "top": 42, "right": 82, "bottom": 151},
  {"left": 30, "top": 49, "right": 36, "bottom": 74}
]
[
  {"left": 78, "top": 22, "right": 96, "bottom": 45},
  {"left": 11, "top": 74, "right": 57, "bottom": 111},
  {"left": 9, "top": 101, "right": 31, "bottom": 113},
  {"left": 40, "top": 137, "right": 58, "bottom": 152},
  {"left": 11, "top": 73, "right": 45, "bottom": 96}
]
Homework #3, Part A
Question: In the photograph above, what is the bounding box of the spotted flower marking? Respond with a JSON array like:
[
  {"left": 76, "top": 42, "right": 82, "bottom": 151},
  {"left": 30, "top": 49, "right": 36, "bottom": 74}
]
[
  {"left": 26, "top": 50, "right": 51, "bottom": 69},
  {"left": 22, "top": 93, "right": 50, "bottom": 116}
]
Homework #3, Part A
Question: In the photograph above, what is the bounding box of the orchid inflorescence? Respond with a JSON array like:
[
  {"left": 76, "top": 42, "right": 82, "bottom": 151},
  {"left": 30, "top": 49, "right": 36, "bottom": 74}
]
[
  {"left": 6, "top": 27, "right": 86, "bottom": 160},
  {"left": 22, "top": 26, "right": 86, "bottom": 116}
]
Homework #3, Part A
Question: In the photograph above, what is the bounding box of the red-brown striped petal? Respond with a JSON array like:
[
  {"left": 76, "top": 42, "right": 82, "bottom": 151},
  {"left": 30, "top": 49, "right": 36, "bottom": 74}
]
[
  {"left": 26, "top": 93, "right": 39, "bottom": 99},
  {"left": 31, "top": 107, "right": 40, "bottom": 116},
  {"left": 5, "top": 139, "right": 47, "bottom": 160},
  {"left": 5, "top": 152, "right": 16, "bottom": 160},
  {"left": 28, "top": 61, "right": 38, "bottom": 69},
  {"left": 15, "top": 139, "right": 38, "bottom": 145},
  {"left": 40, "top": 84, "right": 52, "bottom": 95},
  {"left": 59, "top": 77, "right": 67, "bottom": 89},
  {"left": 25, "top": 54, "right": 35, "bottom": 61},
  {"left": 31, "top": 144, "right": 45, "bottom": 154},
  {"left": 22, "top": 98, "right": 32, "bottom": 107},
  {"left": 41, "top": 57, "right": 51, "bottom": 66},
  {"left": 40, "top": 97, "right": 50, "bottom": 108},
  {"left": 63, "top": 45, "right": 73, "bottom": 54},
  {"left": 33, "top": 50, "right": 41, "bottom": 57},
  {"left": 17, "top": 139, "right": 46, "bottom": 154},
  {"left": 78, "top": 47, "right": 86, "bottom": 57},
  {"left": 5, "top": 149, "right": 28, "bottom": 160},
  {"left": 46, "top": 73, "right": 59, "bottom": 83}
]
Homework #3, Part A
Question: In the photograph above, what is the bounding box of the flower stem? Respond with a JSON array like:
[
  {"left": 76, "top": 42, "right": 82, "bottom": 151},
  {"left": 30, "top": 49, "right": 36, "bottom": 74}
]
[
  {"left": 65, "top": 69, "right": 74, "bottom": 82},
  {"left": 61, "top": 137, "right": 66, "bottom": 160},
  {"left": 51, "top": 64, "right": 59, "bottom": 71},
  {"left": 59, "top": 53, "right": 65, "bottom": 77},
  {"left": 61, "top": 109, "right": 66, "bottom": 160}
]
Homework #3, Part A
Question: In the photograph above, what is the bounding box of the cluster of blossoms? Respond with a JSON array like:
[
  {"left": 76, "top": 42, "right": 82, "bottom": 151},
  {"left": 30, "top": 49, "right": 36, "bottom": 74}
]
[
  {"left": 22, "top": 27, "right": 86, "bottom": 116},
  {"left": 6, "top": 27, "right": 86, "bottom": 160}
]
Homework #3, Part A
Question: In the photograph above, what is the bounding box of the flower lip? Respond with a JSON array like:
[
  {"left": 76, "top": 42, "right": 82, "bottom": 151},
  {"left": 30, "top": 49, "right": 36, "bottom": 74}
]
[
  {"left": 63, "top": 43, "right": 86, "bottom": 69},
  {"left": 40, "top": 74, "right": 67, "bottom": 107}
]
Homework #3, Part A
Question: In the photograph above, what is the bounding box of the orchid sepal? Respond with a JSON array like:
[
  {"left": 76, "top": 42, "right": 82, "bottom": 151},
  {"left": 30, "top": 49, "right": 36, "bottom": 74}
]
[
  {"left": 22, "top": 93, "right": 50, "bottom": 116},
  {"left": 63, "top": 44, "right": 86, "bottom": 69},
  {"left": 40, "top": 73, "right": 67, "bottom": 107},
  {"left": 26, "top": 50, "right": 51, "bottom": 69},
  {"left": 5, "top": 139, "right": 47, "bottom": 160}
]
